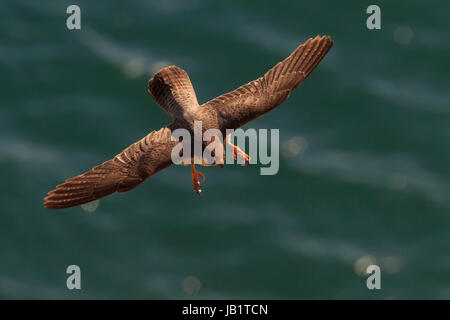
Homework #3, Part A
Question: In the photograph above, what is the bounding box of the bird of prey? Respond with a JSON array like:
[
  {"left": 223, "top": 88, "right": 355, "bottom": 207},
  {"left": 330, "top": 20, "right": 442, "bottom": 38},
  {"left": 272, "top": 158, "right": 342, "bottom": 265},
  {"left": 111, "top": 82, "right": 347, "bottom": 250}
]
[{"left": 44, "top": 35, "right": 333, "bottom": 209}]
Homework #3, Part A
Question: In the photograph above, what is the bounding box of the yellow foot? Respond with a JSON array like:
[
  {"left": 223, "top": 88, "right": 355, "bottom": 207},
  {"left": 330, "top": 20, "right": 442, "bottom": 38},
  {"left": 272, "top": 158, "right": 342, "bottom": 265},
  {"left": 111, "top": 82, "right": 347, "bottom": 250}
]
[{"left": 191, "top": 163, "right": 205, "bottom": 195}]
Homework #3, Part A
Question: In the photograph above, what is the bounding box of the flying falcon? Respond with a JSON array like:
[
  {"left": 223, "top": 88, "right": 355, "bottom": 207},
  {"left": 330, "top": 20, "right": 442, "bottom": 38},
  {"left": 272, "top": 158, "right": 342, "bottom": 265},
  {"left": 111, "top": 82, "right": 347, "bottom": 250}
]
[{"left": 44, "top": 35, "right": 333, "bottom": 209}]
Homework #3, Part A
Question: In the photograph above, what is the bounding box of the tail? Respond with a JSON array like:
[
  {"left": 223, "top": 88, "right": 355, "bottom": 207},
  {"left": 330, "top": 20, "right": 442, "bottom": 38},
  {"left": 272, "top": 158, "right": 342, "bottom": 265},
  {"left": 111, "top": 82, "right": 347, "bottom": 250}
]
[{"left": 148, "top": 65, "right": 199, "bottom": 118}]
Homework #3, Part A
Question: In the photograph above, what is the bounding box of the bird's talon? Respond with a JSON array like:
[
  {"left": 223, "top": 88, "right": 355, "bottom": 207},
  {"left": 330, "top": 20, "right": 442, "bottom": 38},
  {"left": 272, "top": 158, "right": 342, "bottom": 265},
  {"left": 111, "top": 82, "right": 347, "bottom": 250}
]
[{"left": 191, "top": 163, "right": 205, "bottom": 195}]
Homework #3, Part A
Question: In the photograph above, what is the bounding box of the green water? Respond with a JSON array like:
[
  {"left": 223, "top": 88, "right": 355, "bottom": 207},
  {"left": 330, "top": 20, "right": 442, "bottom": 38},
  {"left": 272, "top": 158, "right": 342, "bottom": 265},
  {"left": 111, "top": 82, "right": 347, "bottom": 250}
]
[{"left": 1, "top": 0, "right": 449, "bottom": 299}]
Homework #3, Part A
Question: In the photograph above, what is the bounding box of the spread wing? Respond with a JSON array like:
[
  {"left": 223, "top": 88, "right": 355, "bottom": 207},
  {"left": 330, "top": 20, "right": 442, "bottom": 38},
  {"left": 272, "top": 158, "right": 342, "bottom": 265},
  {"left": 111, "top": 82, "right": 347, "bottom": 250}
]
[
  {"left": 203, "top": 35, "right": 333, "bottom": 130},
  {"left": 44, "top": 127, "right": 176, "bottom": 209},
  {"left": 148, "top": 65, "right": 199, "bottom": 119}
]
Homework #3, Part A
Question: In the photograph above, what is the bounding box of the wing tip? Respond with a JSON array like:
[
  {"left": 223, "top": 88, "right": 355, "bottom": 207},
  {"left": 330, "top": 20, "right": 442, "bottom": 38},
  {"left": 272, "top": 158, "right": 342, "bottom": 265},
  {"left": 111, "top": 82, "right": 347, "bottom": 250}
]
[
  {"left": 43, "top": 189, "right": 58, "bottom": 209},
  {"left": 311, "top": 34, "right": 333, "bottom": 44},
  {"left": 43, "top": 176, "right": 98, "bottom": 210},
  {"left": 43, "top": 189, "right": 76, "bottom": 210},
  {"left": 43, "top": 193, "right": 94, "bottom": 210},
  {"left": 320, "top": 34, "right": 334, "bottom": 47}
]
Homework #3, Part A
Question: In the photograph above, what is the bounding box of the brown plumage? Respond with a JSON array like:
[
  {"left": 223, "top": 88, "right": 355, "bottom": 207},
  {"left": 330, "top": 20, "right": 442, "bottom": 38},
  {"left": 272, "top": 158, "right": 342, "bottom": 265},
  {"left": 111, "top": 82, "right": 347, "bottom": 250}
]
[{"left": 44, "top": 35, "right": 333, "bottom": 209}]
